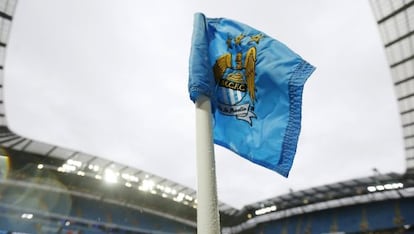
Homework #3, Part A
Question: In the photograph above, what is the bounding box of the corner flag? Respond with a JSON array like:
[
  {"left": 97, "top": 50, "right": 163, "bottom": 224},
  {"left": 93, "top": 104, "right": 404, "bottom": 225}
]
[{"left": 189, "top": 13, "right": 315, "bottom": 177}]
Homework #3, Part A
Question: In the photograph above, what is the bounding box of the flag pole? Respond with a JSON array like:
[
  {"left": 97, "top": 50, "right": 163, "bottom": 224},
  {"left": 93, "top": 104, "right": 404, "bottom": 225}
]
[{"left": 195, "top": 94, "right": 220, "bottom": 234}]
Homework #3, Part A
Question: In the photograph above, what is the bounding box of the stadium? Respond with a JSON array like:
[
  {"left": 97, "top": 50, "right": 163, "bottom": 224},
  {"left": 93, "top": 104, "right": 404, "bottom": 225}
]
[{"left": 0, "top": 0, "right": 414, "bottom": 233}]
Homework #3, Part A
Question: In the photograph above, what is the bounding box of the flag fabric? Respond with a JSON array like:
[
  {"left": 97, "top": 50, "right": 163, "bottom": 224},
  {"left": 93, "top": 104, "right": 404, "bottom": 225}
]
[{"left": 188, "top": 13, "right": 315, "bottom": 177}]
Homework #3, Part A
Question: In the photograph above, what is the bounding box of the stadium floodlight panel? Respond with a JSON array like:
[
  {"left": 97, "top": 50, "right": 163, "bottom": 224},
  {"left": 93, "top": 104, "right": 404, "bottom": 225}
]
[
  {"left": 185, "top": 195, "right": 194, "bottom": 201},
  {"left": 367, "top": 186, "right": 376, "bottom": 192},
  {"left": 122, "top": 173, "right": 139, "bottom": 182},
  {"left": 367, "top": 182, "right": 404, "bottom": 192},
  {"left": 104, "top": 168, "right": 118, "bottom": 183},
  {"left": 174, "top": 192, "right": 186, "bottom": 202},
  {"left": 61, "top": 163, "right": 77, "bottom": 172},
  {"left": 254, "top": 205, "right": 277, "bottom": 216},
  {"left": 88, "top": 164, "right": 100, "bottom": 172},
  {"left": 67, "top": 159, "right": 82, "bottom": 168},
  {"left": 165, "top": 186, "right": 176, "bottom": 194},
  {"left": 21, "top": 213, "right": 33, "bottom": 220},
  {"left": 138, "top": 179, "right": 155, "bottom": 192}
]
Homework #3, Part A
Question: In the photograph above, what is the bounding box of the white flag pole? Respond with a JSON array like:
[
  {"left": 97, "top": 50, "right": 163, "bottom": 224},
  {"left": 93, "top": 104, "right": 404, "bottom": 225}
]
[{"left": 195, "top": 94, "right": 221, "bottom": 234}]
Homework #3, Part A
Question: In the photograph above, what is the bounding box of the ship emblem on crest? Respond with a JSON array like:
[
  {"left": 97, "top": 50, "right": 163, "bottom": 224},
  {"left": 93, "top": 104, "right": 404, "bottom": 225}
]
[{"left": 213, "top": 33, "right": 264, "bottom": 125}]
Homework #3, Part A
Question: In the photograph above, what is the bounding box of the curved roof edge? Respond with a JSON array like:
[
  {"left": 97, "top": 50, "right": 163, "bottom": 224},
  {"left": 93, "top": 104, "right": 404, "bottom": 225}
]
[{"left": 223, "top": 171, "right": 414, "bottom": 230}]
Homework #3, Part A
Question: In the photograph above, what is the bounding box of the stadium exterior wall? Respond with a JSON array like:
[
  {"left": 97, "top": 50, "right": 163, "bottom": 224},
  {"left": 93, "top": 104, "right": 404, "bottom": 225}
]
[{"left": 369, "top": 0, "right": 414, "bottom": 172}]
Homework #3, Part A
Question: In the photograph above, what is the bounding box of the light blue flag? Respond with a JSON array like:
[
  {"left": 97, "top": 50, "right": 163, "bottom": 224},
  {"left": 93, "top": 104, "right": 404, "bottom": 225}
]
[{"left": 188, "top": 13, "right": 315, "bottom": 177}]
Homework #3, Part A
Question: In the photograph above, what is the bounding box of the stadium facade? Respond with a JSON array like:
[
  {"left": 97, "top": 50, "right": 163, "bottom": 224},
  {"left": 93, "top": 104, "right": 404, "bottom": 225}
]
[
  {"left": 0, "top": 0, "right": 413, "bottom": 233},
  {"left": 369, "top": 0, "right": 414, "bottom": 173}
]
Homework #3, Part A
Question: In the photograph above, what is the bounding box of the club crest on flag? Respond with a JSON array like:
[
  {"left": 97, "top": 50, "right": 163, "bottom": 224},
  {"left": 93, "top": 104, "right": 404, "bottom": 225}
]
[
  {"left": 188, "top": 13, "right": 315, "bottom": 177},
  {"left": 213, "top": 34, "right": 264, "bottom": 125}
]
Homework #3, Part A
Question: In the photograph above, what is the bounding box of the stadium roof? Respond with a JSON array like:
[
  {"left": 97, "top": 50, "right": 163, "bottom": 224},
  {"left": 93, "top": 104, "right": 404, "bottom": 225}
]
[
  {"left": 223, "top": 171, "right": 414, "bottom": 231},
  {"left": 0, "top": 126, "right": 238, "bottom": 217},
  {"left": 369, "top": 0, "right": 414, "bottom": 171},
  {"left": 2, "top": 136, "right": 413, "bottom": 228}
]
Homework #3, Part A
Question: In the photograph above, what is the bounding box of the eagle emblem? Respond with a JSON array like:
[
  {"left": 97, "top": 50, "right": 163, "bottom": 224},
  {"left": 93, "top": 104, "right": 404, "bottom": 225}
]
[{"left": 213, "top": 33, "right": 263, "bottom": 125}]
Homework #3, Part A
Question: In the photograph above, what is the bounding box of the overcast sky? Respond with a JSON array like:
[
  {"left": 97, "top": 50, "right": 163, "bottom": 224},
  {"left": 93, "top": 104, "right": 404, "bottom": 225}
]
[{"left": 4, "top": 0, "right": 406, "bottom": 209}]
